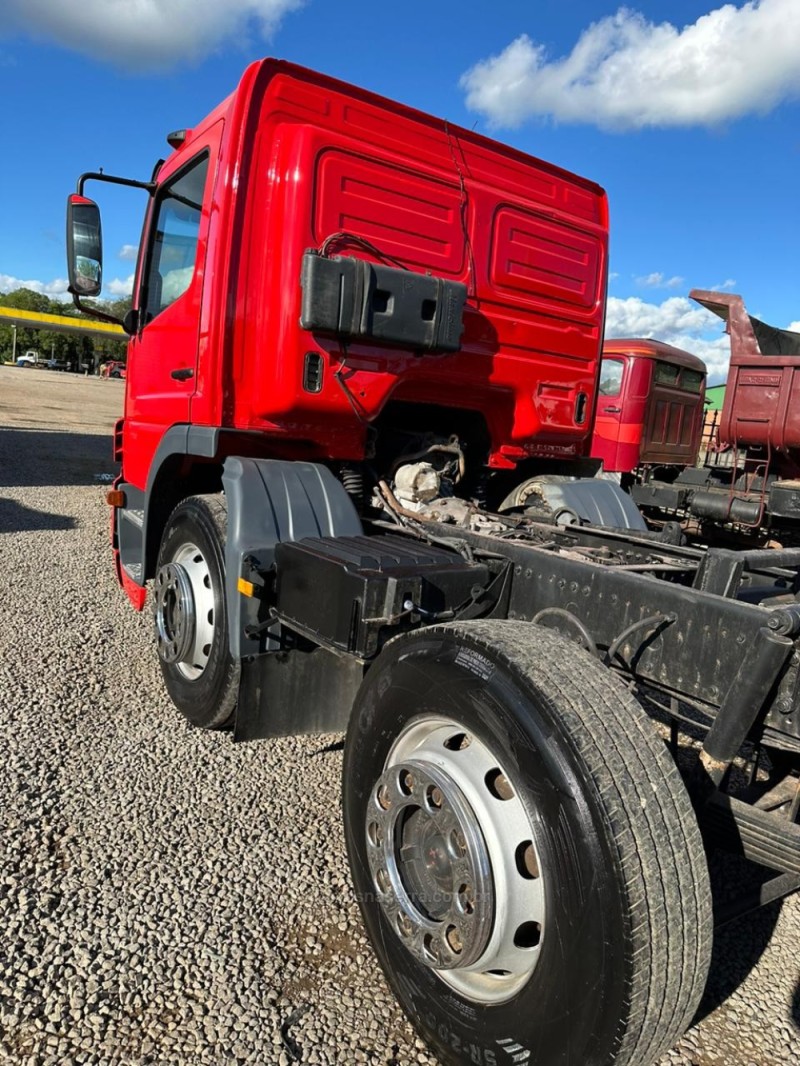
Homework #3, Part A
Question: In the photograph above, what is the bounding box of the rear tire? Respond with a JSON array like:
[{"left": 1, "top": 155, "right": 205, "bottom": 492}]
[
  {"left": 343, "top": 621, "right": 711, "bottom": 1066},
  {"left": 154, "top": 494, "right": 239, "bottom": 729}
]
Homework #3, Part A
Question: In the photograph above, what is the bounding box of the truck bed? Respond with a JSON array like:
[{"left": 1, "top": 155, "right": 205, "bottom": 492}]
[{"left": 692, "top": 290, "right": 800, "bottom": 474}]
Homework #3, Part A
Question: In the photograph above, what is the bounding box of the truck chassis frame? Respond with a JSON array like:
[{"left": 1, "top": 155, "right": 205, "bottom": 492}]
[{"left": 206, "top": 461, "right": 800, "bottom": 925}]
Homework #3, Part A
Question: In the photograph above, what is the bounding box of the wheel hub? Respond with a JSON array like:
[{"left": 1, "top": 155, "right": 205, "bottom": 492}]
[
  {"left": 366, "top": 716, "right": 546, "bottom": 1004},
  {"left": 367, "top": 760, "right": 493, "bottom": 970},
  {"left": 154, "top": 562, "right": 195, "bottom": 665},
  {"left": 153, "top": 541, "right": 216, "bottom": 680}
]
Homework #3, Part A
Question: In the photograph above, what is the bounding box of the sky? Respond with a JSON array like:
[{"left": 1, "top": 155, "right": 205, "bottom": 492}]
[{"left": 1, "top": 0, "right": 799, "bottom": 383}]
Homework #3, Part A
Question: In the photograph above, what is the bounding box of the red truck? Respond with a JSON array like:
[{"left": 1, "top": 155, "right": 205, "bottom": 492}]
[
  {"left": 632, "top": 290, "right": 800, "bottom": 542},
  {"left": 67, "top": 59, "right": 800, "bottom": 1066},
  {"left": 592, "top": 338, "right": 706, "bottom": 478}
]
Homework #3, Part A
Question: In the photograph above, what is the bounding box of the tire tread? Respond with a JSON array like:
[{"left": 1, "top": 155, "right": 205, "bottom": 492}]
[{"left": 158, "top": 493, "right": 239, "bottom": 730}]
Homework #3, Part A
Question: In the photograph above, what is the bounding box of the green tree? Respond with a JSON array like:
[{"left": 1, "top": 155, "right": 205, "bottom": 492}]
[
  {"left": 0, "top": 288, "right": 52, "bottom": 357},
  {"left": 95, "top": 296, "right": 132, "bottom": 360},
  {"left": 0, "top": 288, "right": 51, "bottom": 313},
  {"left": 0, "top": 288, "right": 132, "bottom": 366}
]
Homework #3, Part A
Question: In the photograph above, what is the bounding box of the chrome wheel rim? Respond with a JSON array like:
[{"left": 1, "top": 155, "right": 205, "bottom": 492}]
[
  {"left": 366, "top": 715, "right": 545, "bottom": 1005},
  {"left": 154, "top": 541, "right": 216, "bottom": 680}
]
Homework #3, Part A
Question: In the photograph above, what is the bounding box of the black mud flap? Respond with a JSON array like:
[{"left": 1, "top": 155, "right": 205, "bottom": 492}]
[{"left": 236, "top": 647, "right": 365, "bottom": 741}]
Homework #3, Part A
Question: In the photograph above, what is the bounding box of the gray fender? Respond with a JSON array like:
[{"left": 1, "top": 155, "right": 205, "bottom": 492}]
[
  {"left": 539, "top": 478, "right": 648, "bottom": 531},
  {"left": 222, "top": 457, "right": 363, "bottom": 659}
]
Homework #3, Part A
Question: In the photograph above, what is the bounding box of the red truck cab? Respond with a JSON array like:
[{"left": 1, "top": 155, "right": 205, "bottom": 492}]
[
  {"left": 121, "top": 59, "right": 608, "bottom": 486},
  {"left": 591, "top": 339, "right": 706, "bottom": 475},
  {"left": 66, "top": 58, "right": 610, "bottom": 606}
]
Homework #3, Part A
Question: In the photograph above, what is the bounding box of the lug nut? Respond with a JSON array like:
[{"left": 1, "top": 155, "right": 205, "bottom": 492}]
[
  {"left": 376, "top": 868, "right": 390, "bottom": 894},
  {"left": 450, "top": 828, "right": 467, "bottom": 858},
  {"left": 445, "top": 925, "right": 463, "bottom": 954},
  {"left": 423, "top": 933, "right": 442, "bottom": 965},
  {"left": 397, "top": 913, "right": 413, "bottom": 938},
  {"left": 458, "top": 884, "right": 475, "bottom": 915},
  {"left": 399, "top": 770, "right": 415, "bottom": 795}
]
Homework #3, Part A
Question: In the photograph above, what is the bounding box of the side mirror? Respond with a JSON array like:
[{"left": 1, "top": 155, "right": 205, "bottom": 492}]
[{"left": 66, "top": 194, "right": 103, "bottom": 298}]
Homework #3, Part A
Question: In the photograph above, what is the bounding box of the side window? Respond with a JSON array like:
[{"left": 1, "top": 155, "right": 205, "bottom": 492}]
[
  {"left": 142, "top": 153, "right": 209, "bottom": 326},
  {"left": 598, "top": 358, "right": 624, "bottom": 397}
]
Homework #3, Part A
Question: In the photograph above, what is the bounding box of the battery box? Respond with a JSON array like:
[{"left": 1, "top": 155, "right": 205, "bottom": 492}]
[{"left": 275, "top": 534, "right": 488, "bottom": 657}]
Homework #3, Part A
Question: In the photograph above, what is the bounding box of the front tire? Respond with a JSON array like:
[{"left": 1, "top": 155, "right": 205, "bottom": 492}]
[
  {"left": 154, "top": 494, "right": 239, "bottom": 729},
  {"left": 343, "top": 621, "right": 711, "bottom": 1066}
]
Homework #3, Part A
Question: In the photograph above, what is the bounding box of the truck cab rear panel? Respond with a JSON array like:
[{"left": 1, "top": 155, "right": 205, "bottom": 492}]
[{"left": 212, "top": 61, "right": 608, "bottom": 469}]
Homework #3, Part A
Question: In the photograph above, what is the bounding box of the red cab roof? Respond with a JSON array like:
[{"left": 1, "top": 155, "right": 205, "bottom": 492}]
[{"left": 603, "top": 338, "right": 706, "bottom": 375}]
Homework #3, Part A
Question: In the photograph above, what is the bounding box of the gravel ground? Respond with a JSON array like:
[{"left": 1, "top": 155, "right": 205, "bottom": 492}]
[{"left": 0, "top": 364, "right": 798, "bottom": 1066}]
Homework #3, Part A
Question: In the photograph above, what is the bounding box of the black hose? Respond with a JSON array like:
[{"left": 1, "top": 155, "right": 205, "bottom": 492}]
[{"left": 605, "top": 612, "right": 677, "bottom": 667}]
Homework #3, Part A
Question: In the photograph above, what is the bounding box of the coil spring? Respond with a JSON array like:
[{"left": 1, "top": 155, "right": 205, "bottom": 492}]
[
  {"left": 340, "top": 465, "right": 364, "bottom": 511},
  {"left": 474, "top": 470, "right": 490, "bottom": 510}
]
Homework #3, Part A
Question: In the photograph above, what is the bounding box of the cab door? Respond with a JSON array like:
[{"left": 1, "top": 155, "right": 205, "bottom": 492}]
[
  {"left": 591, "top": 356, "right": 627, "bottom": 471},
  {"left": 123, "top": 123, "right": 222, "bottom": 489}
]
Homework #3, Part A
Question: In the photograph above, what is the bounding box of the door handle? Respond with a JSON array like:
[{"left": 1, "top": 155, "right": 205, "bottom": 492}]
[
  {"left": 170, "top": 367, "right": 194, "bottom": 381},
  {"left": 603, "top": 405, "right": 621, "bottom": 413}
]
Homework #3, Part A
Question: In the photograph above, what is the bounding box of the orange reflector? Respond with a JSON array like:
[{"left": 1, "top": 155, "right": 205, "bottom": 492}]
[
  {"left": 106, "top": 489, "right": 125, "bottom": 507},
  {"left": 237, "top": 577, "right": 255, "bottom": 597}
]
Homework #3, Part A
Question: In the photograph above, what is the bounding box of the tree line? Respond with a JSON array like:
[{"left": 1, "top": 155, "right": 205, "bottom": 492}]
[{"left": 0, "top": 288, "right": 131, "bottom": 369}]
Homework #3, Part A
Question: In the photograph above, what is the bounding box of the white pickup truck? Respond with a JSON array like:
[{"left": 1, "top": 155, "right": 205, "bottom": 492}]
[
  {"left": 16, "top": 350, "right": 45, "bottom": 367},
  {"left": 16, "top": 350, "right": 69, "bottom": 370}
]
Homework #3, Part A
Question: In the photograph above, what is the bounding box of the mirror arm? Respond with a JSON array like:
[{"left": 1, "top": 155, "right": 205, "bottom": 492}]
[
  {"left": 70, "top": 292, "right": 128, "bottom": 331},
  {"left": 68, "top": 172, "right": 154, "bottom": 335},
  {"left": 77, "top": 172, "right": 157, "bottom": 196}
]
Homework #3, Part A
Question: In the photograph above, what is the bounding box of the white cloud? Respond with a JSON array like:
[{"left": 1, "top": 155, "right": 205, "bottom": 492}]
[
  {"left": 635, "top": 272, "right": 684, "bottom": 289},
  {"left": 0, "top": 273, "right": 70, "bottom": 297},
  {"left": 606, "top": 295, "right": 715, "bottom": 338},
  {"left": 118, "top": 245, "right": 138, "bottom": 261},
  {"left": 788, "top": 321, "right": 800, "bottom": 333},
  {"left": 0, "top": 270, "right": 135, "bottom": 301},
  {"left": 461, "top": 0, "right": 800, "bottom": 130},
  {"left": 711, "top": 278, "right": 737, "bottom": 291},
  {"left": 5, "top": 0, "right": 303, "bottom": 70},
  {"left": 605, "top": 295, "right": 731, "bottom": 379},
  {"left": 107, "top": 275, "right": 135, "bottom": 297}
]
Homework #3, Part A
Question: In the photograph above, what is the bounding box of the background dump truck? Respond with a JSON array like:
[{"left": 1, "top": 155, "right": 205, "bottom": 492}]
[
  {"left": 67, "top": 59, "right": 800, "bottom": 1066},
  {"left": 633, "top": 290, "right": 800, "bottom": 544}
]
